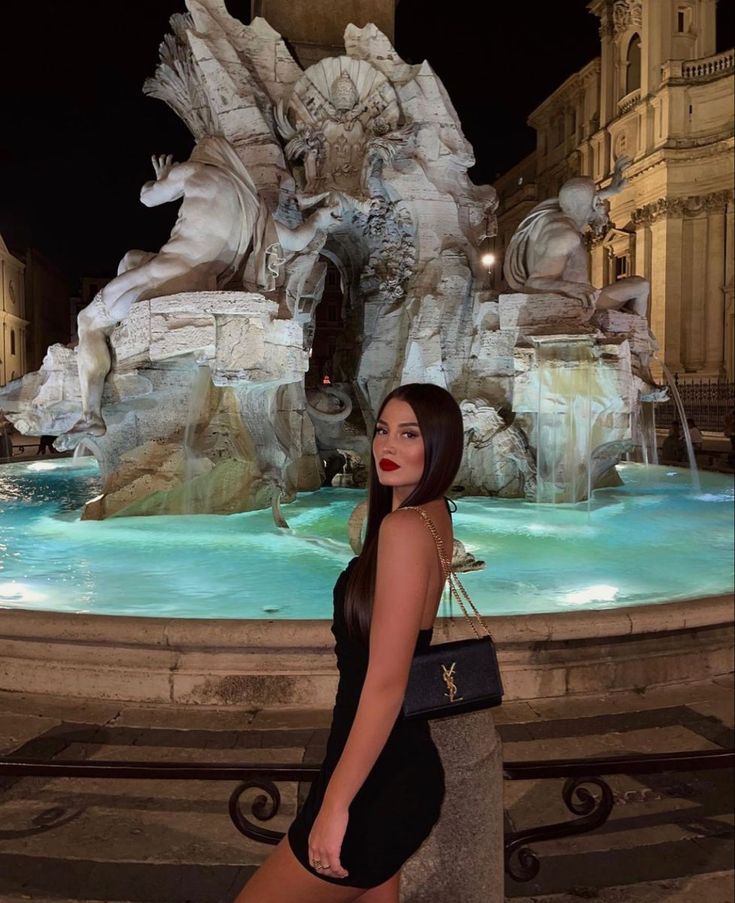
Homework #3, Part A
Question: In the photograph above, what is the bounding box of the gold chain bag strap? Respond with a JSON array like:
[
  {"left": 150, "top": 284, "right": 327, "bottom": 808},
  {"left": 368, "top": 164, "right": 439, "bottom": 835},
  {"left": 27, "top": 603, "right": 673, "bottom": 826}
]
[{"left": 401, "top": 506, "right": 504, "bottom": 720}]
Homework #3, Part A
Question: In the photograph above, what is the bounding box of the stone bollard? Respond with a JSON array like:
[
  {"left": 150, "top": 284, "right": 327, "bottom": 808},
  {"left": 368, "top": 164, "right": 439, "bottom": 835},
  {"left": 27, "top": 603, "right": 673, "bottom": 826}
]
[{"left": 401, "top": 709, "right": 504, "bottom": 902}]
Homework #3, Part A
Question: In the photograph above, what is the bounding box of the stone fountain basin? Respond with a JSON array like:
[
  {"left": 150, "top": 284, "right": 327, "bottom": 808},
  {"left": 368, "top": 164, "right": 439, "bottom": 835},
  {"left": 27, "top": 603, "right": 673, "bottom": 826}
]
[{"left": 0, "top": 594, "right": 731, "bottom": 705}]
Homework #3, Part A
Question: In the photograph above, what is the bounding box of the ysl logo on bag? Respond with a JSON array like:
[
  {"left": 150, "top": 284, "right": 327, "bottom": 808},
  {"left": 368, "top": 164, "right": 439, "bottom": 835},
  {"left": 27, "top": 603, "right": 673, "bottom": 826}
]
[{"left": 441, "top": 662, "right": 463, "bottom": 703}]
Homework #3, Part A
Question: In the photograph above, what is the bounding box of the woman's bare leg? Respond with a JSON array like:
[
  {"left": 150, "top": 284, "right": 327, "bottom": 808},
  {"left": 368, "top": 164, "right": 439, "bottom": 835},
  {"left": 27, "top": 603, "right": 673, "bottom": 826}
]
[
  {"left": 355, "top": 871, "right": 400, "bottom": 903},
  {"left": 232, "top": 837, "right": 365, "bottom": 903}
]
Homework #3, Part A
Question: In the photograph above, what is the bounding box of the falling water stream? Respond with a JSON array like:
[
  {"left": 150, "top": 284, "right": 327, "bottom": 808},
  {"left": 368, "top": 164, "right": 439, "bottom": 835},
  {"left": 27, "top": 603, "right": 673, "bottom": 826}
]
[
  {"left": 633, "top": 402, "right": 660, "bottom": 467},
  {"left": 659, "top": 361, "right": 701, "bottom": 493},
  {"left": 533, "top": 336, "right": 603, "bottom": 512},
  {"left": 181, "top": 365, "right": 213, "bottom": 514}
]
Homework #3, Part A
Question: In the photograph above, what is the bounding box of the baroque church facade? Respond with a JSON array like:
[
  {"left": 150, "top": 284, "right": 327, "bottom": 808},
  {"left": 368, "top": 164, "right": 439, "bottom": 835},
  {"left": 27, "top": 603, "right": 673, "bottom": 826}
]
[{"left": 492, "top": 0, "right": 734, "bottom": 381}]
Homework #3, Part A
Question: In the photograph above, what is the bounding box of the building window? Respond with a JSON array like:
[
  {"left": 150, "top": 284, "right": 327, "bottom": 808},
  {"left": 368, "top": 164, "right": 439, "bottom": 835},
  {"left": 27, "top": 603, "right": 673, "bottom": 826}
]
[
  {"left": 677, "top": 7, "right": 692, "bottom": 32},
  {"left": 615, "top": 256, "right": 629, "bottom": 279},
  {"left": 10, "top": 329, "right": 16, "bottom": 356},
  {"left": 626, "top": 35, "right": 642, "bottom": 94}
]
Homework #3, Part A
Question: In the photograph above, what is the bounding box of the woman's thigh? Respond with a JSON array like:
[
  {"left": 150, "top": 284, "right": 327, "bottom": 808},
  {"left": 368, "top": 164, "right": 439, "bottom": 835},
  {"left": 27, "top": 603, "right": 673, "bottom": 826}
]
[
  {"left": 232, "top": 836, "right": 366, "bottom": 903},
  {"left": 354, "top": 871, "right": 400, "bottom": 903}
]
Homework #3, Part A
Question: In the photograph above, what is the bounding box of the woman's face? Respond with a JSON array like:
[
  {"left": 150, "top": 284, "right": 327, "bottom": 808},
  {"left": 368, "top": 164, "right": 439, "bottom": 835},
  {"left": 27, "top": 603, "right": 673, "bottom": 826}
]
[{"left": 372, "top": 398, "right": 425, "bottom": 497}]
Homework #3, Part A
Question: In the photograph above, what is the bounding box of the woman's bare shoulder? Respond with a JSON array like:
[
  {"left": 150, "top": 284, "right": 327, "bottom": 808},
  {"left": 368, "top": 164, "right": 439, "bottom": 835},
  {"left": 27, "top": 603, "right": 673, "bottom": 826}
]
[{"left": 381, "top": 501, "right": 450, "bottom": 544}]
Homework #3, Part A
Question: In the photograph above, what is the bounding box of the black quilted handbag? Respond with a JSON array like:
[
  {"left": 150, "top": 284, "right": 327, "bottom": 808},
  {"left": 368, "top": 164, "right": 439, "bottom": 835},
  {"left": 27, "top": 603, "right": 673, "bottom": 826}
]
[{"left": 402, "top": 507, "right": 504, "bottom": 720}]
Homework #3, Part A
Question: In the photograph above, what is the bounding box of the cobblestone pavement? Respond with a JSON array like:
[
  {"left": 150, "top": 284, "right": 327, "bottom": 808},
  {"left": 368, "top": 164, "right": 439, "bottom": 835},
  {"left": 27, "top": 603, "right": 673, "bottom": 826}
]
[{"left": 0, "top": 676, "right": 732, "bottom": 902}]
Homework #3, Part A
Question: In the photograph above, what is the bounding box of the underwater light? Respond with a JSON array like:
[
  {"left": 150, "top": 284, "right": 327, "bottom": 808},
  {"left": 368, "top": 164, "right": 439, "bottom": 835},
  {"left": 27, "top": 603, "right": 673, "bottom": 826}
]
[
  {"left": 564, "top": 585, "right": 619, "bottom": 605},
  {"left": 0, "top": 581, "right": 47, "bottom": 604}
]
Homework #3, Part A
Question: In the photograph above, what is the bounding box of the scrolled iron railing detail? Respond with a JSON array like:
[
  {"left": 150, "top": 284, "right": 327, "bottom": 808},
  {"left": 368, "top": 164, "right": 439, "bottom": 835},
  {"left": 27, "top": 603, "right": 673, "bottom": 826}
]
[
  {"left": 228, "top": 779, "right": 284, "bottom": 844},
  {"left": 223, "top": 768, "right": 319, "bottom": 844},
  {"left": 501, "top": 749, "right": 733, "bottom": 882},
  {"left": 504, "top": 776, "right": 615, "bottom": 882},
  {"left": 0, "top": 758, "right": 319, "bottom": 845}
]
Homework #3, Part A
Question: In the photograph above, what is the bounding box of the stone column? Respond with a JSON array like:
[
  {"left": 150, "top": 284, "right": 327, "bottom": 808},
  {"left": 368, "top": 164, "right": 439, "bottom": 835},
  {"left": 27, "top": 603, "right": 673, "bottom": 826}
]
[
  {"left": 725, "top": 199, "right": 734, "bottom": 381},
  {"left": 686, "top": 214, "right": 707, "bottom": 371},
  {"left": 401, "top": 710, "right": 504, "bottom": 903},
  {"left": 650, "top": 213, "right": 684, "bottom": 373},
  {"left": 598, "top": 11, "right": 615, "bottom": 129},
  {"left": 633, "top": 221, "right": 652, "bottom": 289},
  {"left": 589, "top": 241, "right": 606, "bottom": 289},
  {"left": 704, "top": 205, "right": 726, "bottom": 374}
]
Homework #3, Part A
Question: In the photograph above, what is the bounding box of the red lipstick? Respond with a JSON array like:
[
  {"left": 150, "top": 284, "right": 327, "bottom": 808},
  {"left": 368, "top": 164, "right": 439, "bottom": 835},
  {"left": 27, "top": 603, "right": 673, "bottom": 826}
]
[{"left": 379, "top": 458, "right": 400, "bottom": 471}]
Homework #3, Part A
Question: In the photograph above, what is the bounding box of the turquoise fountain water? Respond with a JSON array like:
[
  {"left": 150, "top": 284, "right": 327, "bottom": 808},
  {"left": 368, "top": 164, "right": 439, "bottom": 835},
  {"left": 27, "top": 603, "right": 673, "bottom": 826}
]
[{"left": 0, "top": 457, "right": 732, "bottom": 619}]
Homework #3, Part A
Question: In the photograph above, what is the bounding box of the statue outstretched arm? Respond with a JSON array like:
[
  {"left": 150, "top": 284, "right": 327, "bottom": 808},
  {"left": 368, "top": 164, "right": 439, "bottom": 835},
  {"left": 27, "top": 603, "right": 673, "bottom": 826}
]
[
  {"left": 273, "top": 196, "right": 342, "bottom": 253},
  {"left": 598, "top": 154, "right": 631, "bottom": 200},
  {"left": 139, "top": 154, "right": 189, "bottom": 207}
]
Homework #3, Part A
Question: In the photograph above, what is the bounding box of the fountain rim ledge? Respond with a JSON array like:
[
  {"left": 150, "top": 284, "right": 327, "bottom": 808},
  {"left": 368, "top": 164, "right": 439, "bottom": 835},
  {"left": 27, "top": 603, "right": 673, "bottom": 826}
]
[{"left": 0, "top": 593, "right": 731, "bottom": 648}]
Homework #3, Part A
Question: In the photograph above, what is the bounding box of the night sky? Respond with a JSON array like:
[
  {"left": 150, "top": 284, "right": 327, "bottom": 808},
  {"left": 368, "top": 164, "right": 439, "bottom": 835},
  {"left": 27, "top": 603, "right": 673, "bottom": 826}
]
[{"left": 0, "top": 1, "right": 731, "bottom": 283}]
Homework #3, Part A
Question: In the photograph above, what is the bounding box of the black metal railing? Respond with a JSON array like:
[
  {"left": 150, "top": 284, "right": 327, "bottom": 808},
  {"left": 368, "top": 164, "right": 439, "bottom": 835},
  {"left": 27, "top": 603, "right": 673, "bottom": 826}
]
[
  {"left": 1, "top": 748, "right": 731, "bottom": 881},
  {"left": 502, "top": 748, "right": 733, "bottom": 881},
  {"left": 657, "top": 377, "right": 734, "bottom": 432}
]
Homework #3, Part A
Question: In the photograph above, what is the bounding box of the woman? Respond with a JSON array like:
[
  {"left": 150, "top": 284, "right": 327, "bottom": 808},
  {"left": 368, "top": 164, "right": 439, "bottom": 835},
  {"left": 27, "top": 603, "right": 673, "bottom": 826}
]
[{"left": 234, "top": 382, "right": 464, "bottom": 903}]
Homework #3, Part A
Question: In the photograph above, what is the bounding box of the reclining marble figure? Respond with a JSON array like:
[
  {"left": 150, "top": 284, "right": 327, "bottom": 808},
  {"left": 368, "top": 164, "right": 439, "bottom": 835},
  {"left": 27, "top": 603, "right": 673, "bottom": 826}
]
[
  {"left": 503, "top": 156, "right": 648, "bottom": 316},
  {"left": 66, "top": 136, "right": 339, "bottom": 439}
]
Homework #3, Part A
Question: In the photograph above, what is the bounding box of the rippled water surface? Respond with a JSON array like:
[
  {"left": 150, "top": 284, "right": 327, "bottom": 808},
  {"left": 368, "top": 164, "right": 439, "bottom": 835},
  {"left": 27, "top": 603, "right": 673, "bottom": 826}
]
[{"left": 0, "top": 458, "right": 732, "bottom": 618}]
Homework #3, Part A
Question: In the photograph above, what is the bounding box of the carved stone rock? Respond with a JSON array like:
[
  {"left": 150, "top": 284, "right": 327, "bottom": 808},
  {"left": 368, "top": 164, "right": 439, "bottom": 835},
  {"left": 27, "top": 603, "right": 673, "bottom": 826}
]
[{"left": 0, "top": 292, "right": 318, "bottom": 517}]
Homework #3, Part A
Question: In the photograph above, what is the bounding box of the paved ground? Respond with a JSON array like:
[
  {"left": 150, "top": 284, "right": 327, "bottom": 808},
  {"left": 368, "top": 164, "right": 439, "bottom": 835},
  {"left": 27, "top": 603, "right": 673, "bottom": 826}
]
[
  {"left": 512, "top": 870, "right": 735, "bottom": 902},
  {"left": 0, "top": 676, "right": 732, "bottom": 902}
]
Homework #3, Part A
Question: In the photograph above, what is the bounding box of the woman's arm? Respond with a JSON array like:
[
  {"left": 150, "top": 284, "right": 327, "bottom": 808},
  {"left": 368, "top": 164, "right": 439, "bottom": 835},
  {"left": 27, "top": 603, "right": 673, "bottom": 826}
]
[{"left": 307, "top": 509, "right": 435, "bottom": 877}]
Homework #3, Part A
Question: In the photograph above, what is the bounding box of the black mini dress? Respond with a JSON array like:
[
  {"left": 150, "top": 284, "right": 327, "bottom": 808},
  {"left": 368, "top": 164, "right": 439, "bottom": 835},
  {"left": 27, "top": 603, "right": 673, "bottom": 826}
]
[{"left": 287, "top": 557, "right": 445, "bottom": 888}]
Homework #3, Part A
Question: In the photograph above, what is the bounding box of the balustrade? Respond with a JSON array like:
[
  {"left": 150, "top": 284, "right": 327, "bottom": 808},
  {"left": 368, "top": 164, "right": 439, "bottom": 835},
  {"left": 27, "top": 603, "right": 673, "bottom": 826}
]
[
  {"left": 664, "top": 50, "right": 735, "bottom": 83},
  {"left": 682, "top": 50, "right": 734, "bottom": 80},
  {"left": 1, "top": 749, "right": 732, "bottom": 882},
  {"left": 617, "top": 89, "right": 641, "bottom": 115}
]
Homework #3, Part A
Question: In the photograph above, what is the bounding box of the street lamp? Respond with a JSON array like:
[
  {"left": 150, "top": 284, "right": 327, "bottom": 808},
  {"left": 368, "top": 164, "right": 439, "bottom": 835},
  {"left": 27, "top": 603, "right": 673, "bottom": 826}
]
[{"left": 481, "top": 251, "right": 496, "bottom": 271}]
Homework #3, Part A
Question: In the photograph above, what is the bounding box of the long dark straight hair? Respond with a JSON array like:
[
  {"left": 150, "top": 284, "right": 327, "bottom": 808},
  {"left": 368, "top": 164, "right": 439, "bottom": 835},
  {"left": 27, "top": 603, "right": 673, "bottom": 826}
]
[{"left": 344, "top": 383, "right": 464, "bottom": 642}]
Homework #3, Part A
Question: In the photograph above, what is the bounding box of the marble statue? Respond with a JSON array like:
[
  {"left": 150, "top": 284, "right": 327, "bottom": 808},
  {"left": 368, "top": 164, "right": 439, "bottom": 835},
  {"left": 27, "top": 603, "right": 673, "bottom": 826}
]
[
  {"left": 0, "top": 4, "right": 665, "bottom": 514},
  {"left": 65, "top": 137, "right": 340, "bottom": 439},
  {"left": 275, "top": 57, "right": 412, "bottom": 198},
  {"left": 503, "top": 156, "right": 649, "bottom": 316}
]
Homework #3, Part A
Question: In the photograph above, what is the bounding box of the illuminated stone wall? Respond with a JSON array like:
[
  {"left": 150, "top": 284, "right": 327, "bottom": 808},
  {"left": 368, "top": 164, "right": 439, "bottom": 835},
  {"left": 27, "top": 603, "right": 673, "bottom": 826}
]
[{"left": 0, "top": 234, "right": 27, "bottom": 387}]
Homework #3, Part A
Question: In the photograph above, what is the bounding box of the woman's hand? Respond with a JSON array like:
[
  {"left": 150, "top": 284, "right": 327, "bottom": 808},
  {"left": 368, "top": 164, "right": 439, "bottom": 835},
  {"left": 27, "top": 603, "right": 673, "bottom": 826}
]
[{"left": 308, "top": 801, "right": 350, "bottom": 880}]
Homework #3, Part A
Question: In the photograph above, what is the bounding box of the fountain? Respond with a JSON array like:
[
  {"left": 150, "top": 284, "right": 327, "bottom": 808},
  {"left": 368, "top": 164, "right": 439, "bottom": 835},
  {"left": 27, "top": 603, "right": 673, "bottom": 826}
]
[{"left": 0, "top": 2, "right": 731, "bottom": 706}]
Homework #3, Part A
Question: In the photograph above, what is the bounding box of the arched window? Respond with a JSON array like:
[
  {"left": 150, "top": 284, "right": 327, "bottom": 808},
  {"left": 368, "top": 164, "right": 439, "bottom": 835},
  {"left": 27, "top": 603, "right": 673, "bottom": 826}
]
[{"left": 626, "top": 34, "right": 641, "bottom": 94}]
